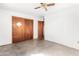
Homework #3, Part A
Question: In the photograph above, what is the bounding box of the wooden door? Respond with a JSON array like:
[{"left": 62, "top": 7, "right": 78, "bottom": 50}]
[
  {"left": 24, "top": 19, "right": 33, "bottom": 40},
  {"left": 38, "top": 21, "right": 44, "bottom": 40},
  {"left": 12, "top": 16, "right": 25, "bottom": 43},
  {"left": 12, "top": 16, "right": 33, "bottom": 43}
]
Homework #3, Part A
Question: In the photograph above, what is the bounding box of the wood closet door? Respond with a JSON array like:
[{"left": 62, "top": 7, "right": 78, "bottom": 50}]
[
  {"left": 24, "top": 19, "right": 33, "bottom": 40},
  {"left": 38, "top": 21, "right": 44, "bottom": 40},
  {"left": 12, "top": 16, "right": 25, "bottom": 43},
  {"left": 12, "top": 16, "right": 33, "bottom": 43}
]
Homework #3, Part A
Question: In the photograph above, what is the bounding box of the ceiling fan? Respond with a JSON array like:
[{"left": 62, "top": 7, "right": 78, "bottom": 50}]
[{"left": 34, "top": 3, "right": 55, "bottom": 11}]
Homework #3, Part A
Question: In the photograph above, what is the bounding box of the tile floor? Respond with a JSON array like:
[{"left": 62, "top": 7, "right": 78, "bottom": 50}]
[{"left": 0, "top": 40, "right": 79, "bottom": 56}]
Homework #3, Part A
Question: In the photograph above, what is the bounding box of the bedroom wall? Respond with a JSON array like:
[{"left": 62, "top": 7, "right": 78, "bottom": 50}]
[
  {"left": 0, "top": 8, "right": 38, "bottom": 46},
  {"left": 45, "top": 4, "right": 79, "bottom": 49}
]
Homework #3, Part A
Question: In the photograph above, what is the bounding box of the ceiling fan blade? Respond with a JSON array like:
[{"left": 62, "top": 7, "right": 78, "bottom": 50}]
[
  {"left": 47, "top": 3, "right": 55, "bottom": 6},
  {"left": 34, "top": 6, "right": 41, "bottom": 9},
  {"left": 44, "top": 6, "right": 48, "bottom": 11}
]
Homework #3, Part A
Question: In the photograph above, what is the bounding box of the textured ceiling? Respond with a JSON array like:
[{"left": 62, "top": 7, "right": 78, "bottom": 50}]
[{"left": 0, "top": 3, "right": 75, "bottom": 16}]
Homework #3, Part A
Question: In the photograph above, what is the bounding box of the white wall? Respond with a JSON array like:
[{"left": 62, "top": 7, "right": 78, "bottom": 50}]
[
  {"left": 0, "top": 8, "right": 38, "bottom": 46},
  {"left": 45, "top": 4, "right": 79, "bottom": 49}
]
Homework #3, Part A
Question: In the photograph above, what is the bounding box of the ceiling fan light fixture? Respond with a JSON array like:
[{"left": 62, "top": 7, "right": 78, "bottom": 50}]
[{"left": 34, "top": 3, "right": 55, "bottom": 11}]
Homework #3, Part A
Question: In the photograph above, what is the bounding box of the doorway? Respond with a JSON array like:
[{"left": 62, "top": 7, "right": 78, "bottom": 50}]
[
  {"left": 12, "top": 16, "right": 33, "bottom": 43},
  {"left": 38, "top": 21, "right": 44, "bottom": 40}
]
